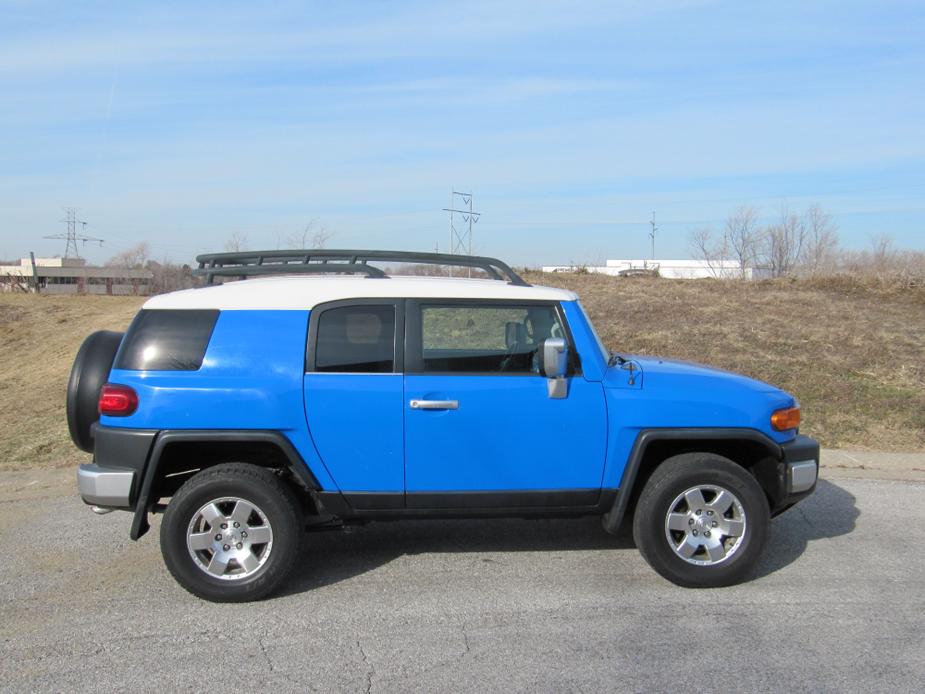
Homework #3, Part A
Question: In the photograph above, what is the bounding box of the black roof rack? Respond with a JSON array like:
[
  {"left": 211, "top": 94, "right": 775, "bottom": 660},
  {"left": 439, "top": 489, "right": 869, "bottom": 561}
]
[{"left": 194, "top": 249, "right": 530, "bottom": 286}]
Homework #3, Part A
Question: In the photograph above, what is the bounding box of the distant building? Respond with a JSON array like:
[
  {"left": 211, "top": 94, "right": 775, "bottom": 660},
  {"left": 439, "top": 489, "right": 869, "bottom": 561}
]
[
  {"left": 541, "top": 259, "right": 752, "bottom": 280},
  {"left": 0, "top": 256, "right": 154, "bottom": 295}
]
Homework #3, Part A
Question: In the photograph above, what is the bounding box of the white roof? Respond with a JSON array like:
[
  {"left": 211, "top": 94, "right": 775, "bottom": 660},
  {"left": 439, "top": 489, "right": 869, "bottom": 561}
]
[{"left": 144, "top": 275, "right": 577, "bottom": 310}]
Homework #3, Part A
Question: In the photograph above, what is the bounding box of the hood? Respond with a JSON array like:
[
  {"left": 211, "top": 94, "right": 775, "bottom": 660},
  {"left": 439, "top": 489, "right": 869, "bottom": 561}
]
[{"left": 604, "top": 355, "right": 792, "bottom": 399}]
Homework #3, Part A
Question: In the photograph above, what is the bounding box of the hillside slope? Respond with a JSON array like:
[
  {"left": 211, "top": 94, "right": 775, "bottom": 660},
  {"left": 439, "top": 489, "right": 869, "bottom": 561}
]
[
  {"left": 526, "top": 272, "right": 924, "bottom": 452},
  {"left": 0, "top": 275, "right": 922, "bottom": 470}
]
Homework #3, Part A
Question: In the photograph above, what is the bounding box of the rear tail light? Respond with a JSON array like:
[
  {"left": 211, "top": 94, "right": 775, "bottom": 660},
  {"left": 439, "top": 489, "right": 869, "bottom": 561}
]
[
  {"left": 771, "top": 406, "right": 801, "bottom": 431},
  {"left": 98, "top": 383, "right": 138, "bottom": 417}
]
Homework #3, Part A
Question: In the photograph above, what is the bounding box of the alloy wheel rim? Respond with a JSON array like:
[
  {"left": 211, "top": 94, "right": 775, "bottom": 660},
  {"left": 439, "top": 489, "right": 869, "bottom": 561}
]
[
  {"left": 186, "top": 496, "right": 274, "bottom": 581},
  {"left": 664, "top": 484, "right": 747, "bottom": 566}
]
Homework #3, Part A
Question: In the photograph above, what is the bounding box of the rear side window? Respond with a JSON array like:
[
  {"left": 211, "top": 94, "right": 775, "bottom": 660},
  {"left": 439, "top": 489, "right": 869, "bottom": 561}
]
[
  {"left": 115, "top": 309, "right": 219, "bottom": 371},
  {"left": 314, "top": 305, "right": 396, "bottom": 373}
]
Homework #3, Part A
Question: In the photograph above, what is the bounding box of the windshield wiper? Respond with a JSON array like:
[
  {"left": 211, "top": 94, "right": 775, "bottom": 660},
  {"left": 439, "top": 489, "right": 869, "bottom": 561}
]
[{"left": 608, "top": 352, "right": 626, "bottom": 366}]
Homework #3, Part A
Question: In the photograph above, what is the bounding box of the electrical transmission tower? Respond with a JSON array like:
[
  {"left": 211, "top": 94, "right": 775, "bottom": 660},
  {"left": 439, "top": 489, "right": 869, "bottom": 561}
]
[
  {"left": 442, "top": 190, "right": 480, "bottom": 257},
  {"left": 44, "top": 208, "right": 104, "bottom": 258}
]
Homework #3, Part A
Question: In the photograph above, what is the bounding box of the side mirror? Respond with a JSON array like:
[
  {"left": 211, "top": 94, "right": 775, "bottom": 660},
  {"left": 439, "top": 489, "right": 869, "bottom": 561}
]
[
  {"left": 543, "top": 337, "right": 568, "bottom": 398},
  {"left": 542, "top": 337, "right": 567, "bottom": 377}
]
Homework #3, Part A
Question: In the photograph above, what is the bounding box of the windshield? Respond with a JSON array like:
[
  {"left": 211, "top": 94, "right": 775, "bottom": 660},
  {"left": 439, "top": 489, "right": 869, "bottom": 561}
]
[{"left": 576, "top": 301, "right": 610, "bottom": 363}]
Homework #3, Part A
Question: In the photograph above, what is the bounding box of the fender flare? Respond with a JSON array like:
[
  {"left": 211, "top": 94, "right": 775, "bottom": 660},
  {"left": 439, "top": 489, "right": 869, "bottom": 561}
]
[
  {"left": 600, "top": 428, "right": 783, "bottom": 534},
  {"left": 130, "top": 430, "right": 322, "bottom": 540}
]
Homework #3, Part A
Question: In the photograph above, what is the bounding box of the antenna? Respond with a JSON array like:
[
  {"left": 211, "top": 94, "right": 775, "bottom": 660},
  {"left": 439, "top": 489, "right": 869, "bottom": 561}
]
[{"left": 43, "top": 208, "right": 105, "bottom": 258}]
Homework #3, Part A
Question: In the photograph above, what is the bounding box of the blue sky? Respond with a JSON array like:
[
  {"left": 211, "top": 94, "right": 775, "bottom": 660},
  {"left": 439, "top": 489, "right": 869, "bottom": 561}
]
[{"left": 1, "top": 0, "right": 923, "bottom": 266}]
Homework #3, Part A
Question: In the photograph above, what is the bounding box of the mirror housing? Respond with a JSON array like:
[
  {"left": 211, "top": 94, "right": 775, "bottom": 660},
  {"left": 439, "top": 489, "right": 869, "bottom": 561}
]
[
  {"left": 543, "top": 337, "right": 567, "bottom": 377},
  {"left": 543, "top": 338, "right": 568, "bottom": 398}
]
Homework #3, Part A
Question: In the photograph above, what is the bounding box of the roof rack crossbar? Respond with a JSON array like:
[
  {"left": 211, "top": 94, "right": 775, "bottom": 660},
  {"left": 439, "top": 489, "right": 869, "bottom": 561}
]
[{"left": 193, "top": 249, "right": 529, "bottom": 286}]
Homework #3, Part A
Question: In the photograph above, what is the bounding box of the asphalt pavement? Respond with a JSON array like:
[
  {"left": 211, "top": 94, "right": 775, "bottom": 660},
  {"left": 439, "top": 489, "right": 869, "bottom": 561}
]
[{"left": 1, "top": 473, "right": 923, "bottom": 692}]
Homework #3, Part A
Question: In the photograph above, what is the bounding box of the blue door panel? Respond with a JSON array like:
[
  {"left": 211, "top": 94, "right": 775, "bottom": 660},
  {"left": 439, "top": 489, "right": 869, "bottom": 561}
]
[
  {"left": 304, "top": 374, "right": 404, "bottom": 492},
  {"left": 404, "top": 374, "right": 607, "bottom": 492}
]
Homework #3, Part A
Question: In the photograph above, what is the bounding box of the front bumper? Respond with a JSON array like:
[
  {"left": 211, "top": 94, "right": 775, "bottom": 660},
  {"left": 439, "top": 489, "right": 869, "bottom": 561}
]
[
  {"left": 771, "top": 434, "right": 820, "bottom": 515},
  {"left": 77, "top": 464, "right": 135, "bottom": 508}
]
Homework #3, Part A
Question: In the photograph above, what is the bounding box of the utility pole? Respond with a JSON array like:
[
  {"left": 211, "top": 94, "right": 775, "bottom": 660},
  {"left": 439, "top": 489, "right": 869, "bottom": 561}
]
[
  {"left": 43, "top": 208, "right": 104, "bottom": 258},
  {"left": 649, "top": 211, "right": 657, "bottom": 261},
  {"left": 442, "top": 190, "right": 480, "bottom": 257}
]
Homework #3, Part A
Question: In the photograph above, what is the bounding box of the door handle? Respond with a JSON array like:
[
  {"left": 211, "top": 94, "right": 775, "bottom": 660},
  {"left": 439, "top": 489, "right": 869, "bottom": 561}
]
[{"left": 409, "top": 399, "right": 459, "bottom": 410}]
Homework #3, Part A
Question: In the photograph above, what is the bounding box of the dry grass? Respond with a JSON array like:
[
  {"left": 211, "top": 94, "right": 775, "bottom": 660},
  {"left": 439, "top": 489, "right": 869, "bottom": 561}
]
[
  {"left": 526, "top": 272, "right": 925, "bottom": 452},
  {"left": 0, "top": 294, "right": 144, "bottom": 471},
  {"left": 0, "top": 275, "right": 922, "bottom": 471}
]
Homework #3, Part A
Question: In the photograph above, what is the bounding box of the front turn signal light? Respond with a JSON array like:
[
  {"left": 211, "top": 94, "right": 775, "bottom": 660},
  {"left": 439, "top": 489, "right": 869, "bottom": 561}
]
[{"left": 771, "top": 406, "right": 801, "bottom": 431}]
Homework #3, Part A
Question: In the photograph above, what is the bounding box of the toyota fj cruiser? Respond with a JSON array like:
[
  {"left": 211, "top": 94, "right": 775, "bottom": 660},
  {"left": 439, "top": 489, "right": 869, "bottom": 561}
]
[{"left": 68, "top": 250, "right": 819, "bottom": 602}]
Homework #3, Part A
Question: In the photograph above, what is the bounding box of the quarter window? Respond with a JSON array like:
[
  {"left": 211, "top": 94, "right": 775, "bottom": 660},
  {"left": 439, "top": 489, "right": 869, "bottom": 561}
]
[
  {"left": 314, "top": 305, "right": 396, "bottom": 373},
  {"left": 114, "top": 309, "right": 218, "bottom": 371},
  {"left": 415, "top": 304, "right": 564, "bottom": 373}
]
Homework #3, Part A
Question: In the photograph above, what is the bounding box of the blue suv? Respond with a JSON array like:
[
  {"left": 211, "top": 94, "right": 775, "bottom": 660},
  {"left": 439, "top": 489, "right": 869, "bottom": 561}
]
[{"left": 68, "top": 250, "right": 819, "bottom": 601}]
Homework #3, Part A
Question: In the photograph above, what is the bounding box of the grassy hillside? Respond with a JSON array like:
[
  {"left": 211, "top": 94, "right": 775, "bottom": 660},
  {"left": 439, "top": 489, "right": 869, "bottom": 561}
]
[
  {"left": 525, "top": 272, "right": 925, "bottom": 453},
  {"left": 0, "top": 275, "right": 922, "bottom": 470},
  {"left": 0, "top": 295, "right": 144, "bottom": 470}
]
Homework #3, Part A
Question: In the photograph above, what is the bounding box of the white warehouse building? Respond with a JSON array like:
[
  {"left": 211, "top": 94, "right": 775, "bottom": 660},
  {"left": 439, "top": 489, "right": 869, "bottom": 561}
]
[{"left": 541, "top": 259, "right": 751, "bottom": 280}]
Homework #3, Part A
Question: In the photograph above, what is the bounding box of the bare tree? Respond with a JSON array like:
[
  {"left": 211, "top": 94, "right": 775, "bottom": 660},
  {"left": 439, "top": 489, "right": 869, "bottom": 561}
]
[
  {"left": 106, "top": 242, "right": 150, "bottom": 269},
  {"left": 224, "top": 233, "right": 248, "bottom": 253},
  {"left": 800, "top": 205, "right": 839, "bottom": 275},
  {"left": 760, "top": 207, "right": 806, "bottom": 277},
  {"left": 689, "top": 226, "right": 728, "bottom": 277},
  {"left": 724, "top": 206, "right": 759, "bottom": 278},
  {"left": 868, "top": 233, "right": 896, "bottom": 273},
  {"left": 287, "top": 220, "right": 334, "bottom": 249}
]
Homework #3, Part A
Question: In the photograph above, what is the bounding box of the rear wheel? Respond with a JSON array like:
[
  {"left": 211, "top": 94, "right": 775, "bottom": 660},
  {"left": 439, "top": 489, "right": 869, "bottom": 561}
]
[
  {"left": 633, "top": 453, "right": 769, "bottom": 588},
  {"left": 160, "top": 464, "right": 301, "bottom": 602}
]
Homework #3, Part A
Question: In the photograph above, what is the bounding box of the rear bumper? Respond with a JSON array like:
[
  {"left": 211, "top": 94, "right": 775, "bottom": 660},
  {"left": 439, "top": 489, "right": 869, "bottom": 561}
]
[
  {"left": 772, "top": 434, "right": 820, "bottom": 515},
  {"left": 77, "top": 425, "right": 158, "bottom": 509},
  {"left": 77, "top": 464, "right": 135, "bottom": 508}
]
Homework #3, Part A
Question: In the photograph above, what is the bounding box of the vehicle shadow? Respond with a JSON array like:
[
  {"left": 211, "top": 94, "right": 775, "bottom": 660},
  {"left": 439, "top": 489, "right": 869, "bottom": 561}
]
[
  {"left": 279, "top": 515, "right": 634, "bottom": 597},
  {"left": 752, "top": 478, "right": 859, "bottom": 579},
  {"left": 277, "top": 478, "right": 858, "bottom": 597}
]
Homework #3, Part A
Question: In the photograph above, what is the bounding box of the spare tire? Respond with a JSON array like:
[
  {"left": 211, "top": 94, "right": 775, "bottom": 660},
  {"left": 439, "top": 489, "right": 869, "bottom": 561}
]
[{"left": 67, "top": 330, "right": 124, "bottom": 453}]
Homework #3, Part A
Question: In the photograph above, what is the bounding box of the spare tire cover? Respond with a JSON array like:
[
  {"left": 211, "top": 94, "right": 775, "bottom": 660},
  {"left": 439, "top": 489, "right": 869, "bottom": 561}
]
[{"left": 67, "top": 330, "right": 124, "bottom": 453}]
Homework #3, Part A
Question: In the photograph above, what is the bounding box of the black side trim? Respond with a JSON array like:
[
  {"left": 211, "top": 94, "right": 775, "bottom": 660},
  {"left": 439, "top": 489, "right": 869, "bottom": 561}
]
[
  {"left": 343, "top": 492, "right": 405, "bottom": 510},
  {"left": 407, "top": 489, "right": 601, "bottom": 509},
  {"left": 601, "top": 428, "right": 784, "bottom": 534},
  {"left": 313, "top": 489, "right": 617, "bottom": 520},
  {"left": 129, "top": 430, "right": 322, "bottom": 541}
]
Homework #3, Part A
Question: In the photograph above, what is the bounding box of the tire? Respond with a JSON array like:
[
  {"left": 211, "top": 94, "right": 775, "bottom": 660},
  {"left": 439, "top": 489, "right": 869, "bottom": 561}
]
[
  {"left": 160, "top": 464, "right": 302, "bottom": 602},
  {"left": 66, "top": 330, "right": 124, "bottom": 452},
  {"left": 632, "top": 453, "right": 770, "bottom": 588}
]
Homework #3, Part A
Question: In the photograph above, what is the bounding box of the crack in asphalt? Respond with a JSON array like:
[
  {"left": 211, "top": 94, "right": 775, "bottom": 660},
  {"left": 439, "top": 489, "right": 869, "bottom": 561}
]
[
  {"left": 258, "top": 632, "right": 305, "bottom": 689},
  {"left": 357, "top": 638, "right": 374, "bottom": 694}
]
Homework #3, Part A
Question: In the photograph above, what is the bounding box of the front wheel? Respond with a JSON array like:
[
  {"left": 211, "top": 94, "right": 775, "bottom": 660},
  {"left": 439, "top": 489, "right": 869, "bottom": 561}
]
[
  {"left": 633, "top": 453, "right": 770, "bottom": 588},
  {"left": 160, "top": 463, "right": 301, "bottom": 602}
]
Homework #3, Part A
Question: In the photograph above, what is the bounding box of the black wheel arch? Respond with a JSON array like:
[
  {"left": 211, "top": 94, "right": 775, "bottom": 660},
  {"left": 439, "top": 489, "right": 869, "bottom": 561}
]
[
  {"left": 602, "top": 428, "right": 784, "bottom": 535},
  {"left": 129, "top": 430, "right": 322, "bottom": 540}
]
